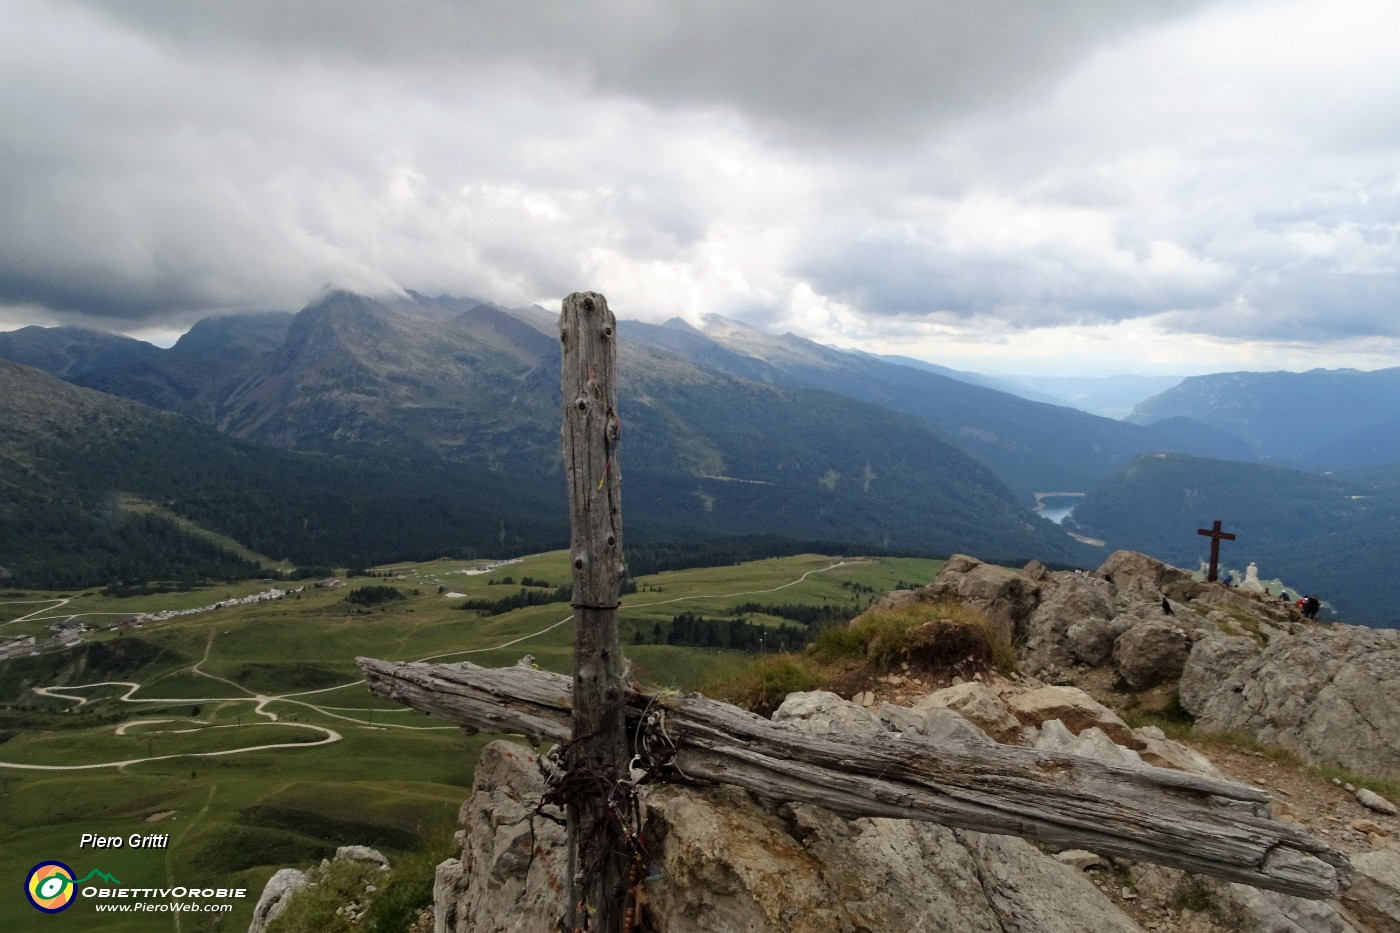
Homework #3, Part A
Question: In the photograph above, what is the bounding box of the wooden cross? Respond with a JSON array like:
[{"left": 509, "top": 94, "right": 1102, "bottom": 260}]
[{"left": 1197, "top": 519, "right": 1236, "bottom": 583}]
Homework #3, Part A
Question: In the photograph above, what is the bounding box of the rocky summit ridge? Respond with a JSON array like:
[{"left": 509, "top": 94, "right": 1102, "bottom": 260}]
[
  {"left": 913, "top": 550, "right": 1400, "bottom": 781},
  {"left": 255, "top": 550, "right": 1400, "bottom": 931}
]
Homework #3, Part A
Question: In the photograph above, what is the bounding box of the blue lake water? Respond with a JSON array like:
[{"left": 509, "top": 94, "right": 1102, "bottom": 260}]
[{"left": 1036, "top": 496, "right": 1082, "bottom": 525}]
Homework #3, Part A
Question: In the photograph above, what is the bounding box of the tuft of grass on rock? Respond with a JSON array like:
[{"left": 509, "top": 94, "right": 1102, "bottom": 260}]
[
  {"left": 265, "top": 860, "right": 378, "bottom": 933},
  {"left": 1119, "top": 692, "right": 1196, "bottom": 740},
  {"left": 813, "top": 600, "right": 1015, "bottom": 674},
  {"left": 704, "top": 655, "right": 828, "bottom": 716},
  {"left": 706, "top": 599, "right": 1011, "bottom": 714},
  {"left": 1170, "top": 880, "right": 1216, "bottom": 913}
]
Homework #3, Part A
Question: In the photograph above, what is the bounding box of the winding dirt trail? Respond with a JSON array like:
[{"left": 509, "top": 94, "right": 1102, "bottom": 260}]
[{"left": 1, "top": 559, "right": 866, "bottom": 770}]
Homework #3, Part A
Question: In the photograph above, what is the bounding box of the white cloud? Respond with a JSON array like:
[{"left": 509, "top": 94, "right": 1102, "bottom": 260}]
[{"left": 1, "top": 0, "right": 1399, "bottom": 375}]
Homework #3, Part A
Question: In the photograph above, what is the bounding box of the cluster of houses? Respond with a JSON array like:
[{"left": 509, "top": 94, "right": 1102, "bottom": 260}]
[
  {"left": 1, "top": 583, "right": 321, "bottom": 662},
  {"left": 0, "top": 619, "right": 87, "bottom": 660},
  {"left": 0, "top": 634, "right": 37, "bottom": 660},
  {"left": 127, "top": 586, "right": 302, "bottom": 624},
  {"left": 452, "top": 558, "right": 523, "bottom": 577}
]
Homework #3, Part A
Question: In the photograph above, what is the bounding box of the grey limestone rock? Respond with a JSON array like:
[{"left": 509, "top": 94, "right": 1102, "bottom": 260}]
[
  {"left": 919, "top": 706, "right": 997, "bottom": 747},
  {"left": 1113, "top": 618, "right": 1193, "bottom": 689},
  {"left": 772, "top": 690, "right": 883, "bottom": 733},
  {"left": 1034, "top": 720, "right": 1143, "bottom": 766},
  {"left": 447, "top": 741, "right": 566, "bottom": 932},
  {"left": 1221, "top": 881, "right": 1362, "bottom": 932},
  {"left": 914, "top": 681, "right": 1020, "bottom": 740},
  {"left": 1341, "top": 850, "right": 1400, "bottom": 933},
  {"left": 1005, "top": 685, "right": 1142, "bottom": 749},
  {"left": 432, "top": 858, "right": 462, "bottom": 933},
  {"left": 922, "top": 554, "right": 1043, "bottom": 644},
  {"left": 878, "top": 695, "right": 998, "bottom": 748},
  {"left": 334, "top": 845, "right": 390, "bottom": 870},
  {"left": 1359, "top": 789, "right": 1400, "bottom": 817},
  {"left": 248, "top": 868, "right": 309, "bottom": 933}
]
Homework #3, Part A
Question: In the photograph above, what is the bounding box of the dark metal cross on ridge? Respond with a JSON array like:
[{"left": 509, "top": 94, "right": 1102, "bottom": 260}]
[{"left": 1197, "top": 519, "right": 1236, "bottom": 583}]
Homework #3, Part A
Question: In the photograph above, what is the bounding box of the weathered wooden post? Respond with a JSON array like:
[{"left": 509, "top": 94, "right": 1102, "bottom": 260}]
[{"left": 559, "top": 292, "right": 629, "bottom": 932}]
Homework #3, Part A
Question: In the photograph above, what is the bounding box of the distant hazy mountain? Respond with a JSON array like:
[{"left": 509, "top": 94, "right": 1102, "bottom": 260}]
[
  {"left": 624, "top": 315, "right": 1252, "bottom": 499},
  {"left": 0, "top": 294, "right": 1095, "bottom": 574},
  {"left": 1128, "top": 368, "right": 1400, "bottom": 469},
  {"left": 1069, "top": 452, "right": 1400, "bottom": 626},
  {"left": 0, "top": 313, "right": 294, "bottom": 426},
  {"left": 995, "top": 374, "right": 1186, "bottom": 419},
  {"left": 866, "top": 352, "right": 1017, "bottom": 392},
  {"left": 0, "top": 325, "right": 162, "bottom": 380}
]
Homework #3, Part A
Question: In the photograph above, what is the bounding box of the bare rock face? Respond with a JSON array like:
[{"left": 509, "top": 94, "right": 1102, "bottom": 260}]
[
  {"left": 437, "top": 687, "right": 1400, "bottom": 933},
  {"left": 439, "top": 741, "right": 566, "bottom": 932},
  {"left": 1098, "top": 549, "right": 1202, "bottom": 604},
  {"left": 1132, "top": 725, "right": 1222, "bottom": 777},
  {"left": 925, "top": 550, "right": 1400, "bottom": 782},
  {"left": 1033, "top": 720, "right": 1143, "bottom": 766},
  {"left": 432, "top": 858, "right": 463, "bottom": 933},
  {"left": 1179, "top": 635, "right": 1262, "bottom": 713},
  {"left": 924, "top": 551, "right": 1224, "bottom": 681},
  {"left": 1182, "top": 625, "right": 1400, "bottom": 779},
  {"left": 1128, "top": 863, "right": 1364, "bottom": 933}
]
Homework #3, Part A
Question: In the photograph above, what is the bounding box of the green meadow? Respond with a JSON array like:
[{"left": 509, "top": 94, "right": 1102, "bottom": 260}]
[{"left": 0, "top": 550, "right": 939, "bottom": 931}]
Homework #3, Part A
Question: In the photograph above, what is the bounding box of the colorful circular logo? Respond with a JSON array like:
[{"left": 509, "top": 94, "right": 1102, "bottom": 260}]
[{"left": 26, "top": 861, "right": 76, "bottom": 913}]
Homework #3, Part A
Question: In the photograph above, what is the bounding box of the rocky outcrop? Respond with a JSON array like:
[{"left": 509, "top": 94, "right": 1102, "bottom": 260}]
[
  {"left": 1180, "top": 625, "right": 1400, "bottom": 779},
  {"left": 415, "top": 548, "right": 1400, "bottom": 931},
  {"left": 917, "top": 554, "right": 1043, "bottom": 643},
  {"left": 925, "top": 551, "right": 1400, "bottom": 780},
  {"left": 440, "top": 737, "right": 1139, "bottom": 932},
  {"left": 924, "top": 550, "right": 1298, "bottom": 681},
  {"left": 1113, "top": 618, "right": 1194, "bottom": 689},
  {"left": 1178, "top": 636, "right": 1261, "bottom": 713}
]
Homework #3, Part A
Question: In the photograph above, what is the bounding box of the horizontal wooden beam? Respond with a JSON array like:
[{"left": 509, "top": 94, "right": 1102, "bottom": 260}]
[{"left": 357, "top": 657, "right": 1350, "bottom": 899}]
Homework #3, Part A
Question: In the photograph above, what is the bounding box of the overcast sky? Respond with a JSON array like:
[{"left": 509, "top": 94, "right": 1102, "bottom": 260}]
[{"left": 3, "top": 0, "right": 1398, "bottom": 376}]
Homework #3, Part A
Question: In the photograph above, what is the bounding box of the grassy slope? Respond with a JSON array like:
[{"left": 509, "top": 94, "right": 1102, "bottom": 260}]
[
  {"left": 117, "top": 495, "right": 294, "bottom": 573},
  {"left": 0, "top": 550, "right": 940, "bottom": 931}
]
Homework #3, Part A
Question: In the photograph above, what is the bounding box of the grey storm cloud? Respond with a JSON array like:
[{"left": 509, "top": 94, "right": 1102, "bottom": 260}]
[
  {"left": 3, "top": 0, "right": 1400, "bottom": 371},
  {"left": 77, "top": 0, "right": 1203, "bottom": 143}
]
